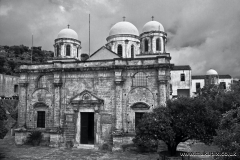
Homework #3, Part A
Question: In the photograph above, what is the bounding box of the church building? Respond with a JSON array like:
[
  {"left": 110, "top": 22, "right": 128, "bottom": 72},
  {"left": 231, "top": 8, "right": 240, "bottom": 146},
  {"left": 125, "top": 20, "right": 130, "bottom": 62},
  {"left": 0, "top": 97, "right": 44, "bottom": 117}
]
[{"left": 14, "top": 18, "right": 188, "bottom": 150}]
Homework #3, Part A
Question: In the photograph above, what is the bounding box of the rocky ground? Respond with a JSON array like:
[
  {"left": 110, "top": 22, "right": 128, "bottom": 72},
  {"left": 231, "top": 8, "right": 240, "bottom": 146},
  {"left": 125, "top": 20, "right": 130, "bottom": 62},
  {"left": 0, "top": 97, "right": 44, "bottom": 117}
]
[{"left": 0, "top": 134, "right": 219, "bottom": 160}]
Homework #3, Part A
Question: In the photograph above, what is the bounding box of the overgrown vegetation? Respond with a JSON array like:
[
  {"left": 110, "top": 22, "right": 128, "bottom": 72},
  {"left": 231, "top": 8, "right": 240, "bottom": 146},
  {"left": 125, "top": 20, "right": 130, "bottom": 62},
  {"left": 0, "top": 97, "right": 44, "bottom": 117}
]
[
  {"left": 0, "top": 105, "right": 8, "bottom": 139},
  {"left": 0, "top": 45, "right": 54, "bottom": 75},
  {"left": 133, "top": 97, "right": 219, "bottom": 156},
  {"left": 25, "top": 131, "right": 43, "bottom": 146},
  {"left": 134, "top": 82, "right": 240, "bottom": 158}
]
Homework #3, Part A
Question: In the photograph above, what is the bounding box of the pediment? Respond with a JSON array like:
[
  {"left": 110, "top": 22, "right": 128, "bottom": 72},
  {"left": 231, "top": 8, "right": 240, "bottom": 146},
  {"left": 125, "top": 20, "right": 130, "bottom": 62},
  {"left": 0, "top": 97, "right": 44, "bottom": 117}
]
[
  {"left": 88, "top": 46, "right": 120, "bottom": 60},
  {"left": 70, "top": 90, "right": 103, "bottom": 104}
]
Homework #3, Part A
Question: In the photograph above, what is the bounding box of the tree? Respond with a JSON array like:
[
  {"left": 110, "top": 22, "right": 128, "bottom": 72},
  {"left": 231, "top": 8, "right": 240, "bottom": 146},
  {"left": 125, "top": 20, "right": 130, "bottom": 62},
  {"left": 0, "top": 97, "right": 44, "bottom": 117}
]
[
  {"left": 213, "top": 108, "right": 240, "bottom": 160},
  {"left": 133, "top": 97, "right": 219, "bottom": 156},
  {"left": 0, "top": 104, "right": 8, "bottom": 139}
]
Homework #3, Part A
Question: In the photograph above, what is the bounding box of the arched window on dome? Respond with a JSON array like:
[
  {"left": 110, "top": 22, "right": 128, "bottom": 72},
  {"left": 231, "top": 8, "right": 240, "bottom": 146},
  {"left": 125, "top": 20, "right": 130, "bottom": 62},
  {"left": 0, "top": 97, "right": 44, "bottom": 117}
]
[
  {"left": 117, "top": 45, "right": 123, "bottom": 57},
  {"left": 77, "top": 47, "right": 79, "bottom": 57},
  {"left": 144, "top": 39, "right": 148, "bottom": 52},
  {"left": 132, "top": 72, "right": 147, "bottom": 87},
  {"left": 131, "top": 45, "right": 134, "bottom": 58},
  {"left": 56, "top": 45, "right": 60, "bottom": 57},
  {"left": 66, "top": 45, "right": 71, "bottom": 56},
  {"left": 156, "top": 38, "right": 161, "bottom": 51}
]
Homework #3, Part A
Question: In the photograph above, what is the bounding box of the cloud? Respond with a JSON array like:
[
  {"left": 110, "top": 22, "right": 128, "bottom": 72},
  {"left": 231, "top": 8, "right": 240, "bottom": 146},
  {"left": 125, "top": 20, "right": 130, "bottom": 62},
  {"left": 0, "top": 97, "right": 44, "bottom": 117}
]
[
  {"left": 0, "top": 5, "right": 12, "bottom": 16},
  {"left": 0, "top": 0, "right": 240, "bottom": 77},
  {"left": 59, "top": 5, "right": 66, "bottom": 12}
]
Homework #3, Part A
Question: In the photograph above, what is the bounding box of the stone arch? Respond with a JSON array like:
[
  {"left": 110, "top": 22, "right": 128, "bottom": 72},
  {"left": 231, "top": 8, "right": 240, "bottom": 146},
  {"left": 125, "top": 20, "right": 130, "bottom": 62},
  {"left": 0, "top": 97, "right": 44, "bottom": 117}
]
[
  {"left": 32, "top": 88, "right": 52, "bottom": 107},
  {"left": 126, "top": 87, "right": 155, "bottom": 109}
]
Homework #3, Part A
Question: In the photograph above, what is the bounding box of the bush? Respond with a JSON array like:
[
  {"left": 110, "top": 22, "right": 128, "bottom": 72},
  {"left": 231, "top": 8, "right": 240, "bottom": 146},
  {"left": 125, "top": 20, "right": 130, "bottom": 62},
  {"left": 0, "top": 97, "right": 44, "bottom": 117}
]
[
  {"left": 133, "top": 137, "right": 158, "bottom": 152},
  {"left": 26, "top": 131, "right": 43, "bottom": 146}
]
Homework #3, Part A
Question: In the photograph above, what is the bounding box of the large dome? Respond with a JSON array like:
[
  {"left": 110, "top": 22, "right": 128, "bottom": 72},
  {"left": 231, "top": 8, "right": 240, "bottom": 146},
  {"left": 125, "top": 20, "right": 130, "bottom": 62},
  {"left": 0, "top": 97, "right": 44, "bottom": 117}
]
[
  {"left": 206, "top": 69, "right": 218, "bottom": 75},
  {"left": 142, "top": 21, "right": 164, "bottom": 33},
  {"left": 57, "top": 28, "right": 78, "bottom": 40},
  {"left": 109, "top": 21, "right": 139, "bottom": 36}
]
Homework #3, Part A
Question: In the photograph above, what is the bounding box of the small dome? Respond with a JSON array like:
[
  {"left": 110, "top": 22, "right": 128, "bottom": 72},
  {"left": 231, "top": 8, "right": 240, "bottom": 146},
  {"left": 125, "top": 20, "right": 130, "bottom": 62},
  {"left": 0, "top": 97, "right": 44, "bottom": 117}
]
[
  {"left": 109, "top": 21, "right": 139, "bottom": 36},
  {"left": 142, "top": 21, "right": 164, "bottom": 33},
  {"left": 57, "top": 28, "right": 78, "bottom": 40},
  {"left": 206, "top": 69, "right": 218, "bottom": 75}
]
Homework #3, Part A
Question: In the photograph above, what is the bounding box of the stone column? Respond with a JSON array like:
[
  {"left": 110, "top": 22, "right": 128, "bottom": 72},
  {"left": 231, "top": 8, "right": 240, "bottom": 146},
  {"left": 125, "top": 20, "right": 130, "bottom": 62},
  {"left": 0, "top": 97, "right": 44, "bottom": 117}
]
[
  {"left": 114, "top": 70, "right": 124, "bottom": 130},
  {"left": 158, "top": 69, "right": 167, "bottom": 106},
  {"left": 160, "top": 37, "right": 164, "bottom": 53},
  {"left": 61, "top": 44, "right": 65, "bottom": 57},
  {"left": 124, "top": 39, "right": 129, "bottom": 58},
  {"left": 150, "top": 35, "right": 154, "bottom": 54},
  {"left": 53, "top": 72, "right": 62, "bottom": 128},
  {"left": 18, "top": 82, "right": 28, "bottom": 127}
]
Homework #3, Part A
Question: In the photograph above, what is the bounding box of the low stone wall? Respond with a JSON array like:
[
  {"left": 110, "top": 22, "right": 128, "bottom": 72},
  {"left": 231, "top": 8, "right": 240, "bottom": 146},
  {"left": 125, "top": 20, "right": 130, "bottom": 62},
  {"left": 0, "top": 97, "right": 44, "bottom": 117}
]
[
  {"left": 112, "top": 135, "right": 134, "bottom": 151},
  {"left": 15, "top": 131, "right": 29, "bottom": 145}
]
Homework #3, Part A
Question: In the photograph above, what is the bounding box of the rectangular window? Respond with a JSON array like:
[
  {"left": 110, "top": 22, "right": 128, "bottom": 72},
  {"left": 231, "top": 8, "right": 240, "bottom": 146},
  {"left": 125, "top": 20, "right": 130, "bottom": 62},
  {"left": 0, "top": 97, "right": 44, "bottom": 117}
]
[
  {"left": 135, "top": 112, "right": 144, "bottom": 129},
  {"left": 14, "top": 85, "right": 18, "bottom": 93},
  {"left": 220, "top": 82, "right": 226, "bottom": 89},
  {"left": 37, "top": 111, "right": 45, "bottom": 128},
  {"left": 180, "top": 73, "right": 185, "bottom": 81},
  {"left": 196, "top": 83, "right": 201, "bottom": 90}
]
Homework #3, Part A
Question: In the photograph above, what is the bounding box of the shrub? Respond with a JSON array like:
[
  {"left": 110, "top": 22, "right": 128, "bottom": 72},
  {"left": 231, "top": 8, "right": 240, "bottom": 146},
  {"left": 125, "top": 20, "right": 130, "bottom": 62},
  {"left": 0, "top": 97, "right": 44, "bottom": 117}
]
[{"left": 26, "top": 131, "right": 43, "bottom": 146}]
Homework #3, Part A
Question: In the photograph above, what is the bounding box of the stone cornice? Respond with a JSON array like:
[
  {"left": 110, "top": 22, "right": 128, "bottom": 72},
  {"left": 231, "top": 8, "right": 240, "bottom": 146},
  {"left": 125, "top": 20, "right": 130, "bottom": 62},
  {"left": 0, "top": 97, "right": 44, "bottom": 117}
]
[{"left": 18, "top": 64, "right": 173, "bottom": 73}]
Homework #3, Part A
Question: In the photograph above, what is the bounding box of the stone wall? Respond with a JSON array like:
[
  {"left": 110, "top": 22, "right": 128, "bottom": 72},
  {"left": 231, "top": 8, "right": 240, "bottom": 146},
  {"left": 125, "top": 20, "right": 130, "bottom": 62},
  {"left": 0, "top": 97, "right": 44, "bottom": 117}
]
[{"left": 0, "top": 74, "right": 19, "bottom": 97}]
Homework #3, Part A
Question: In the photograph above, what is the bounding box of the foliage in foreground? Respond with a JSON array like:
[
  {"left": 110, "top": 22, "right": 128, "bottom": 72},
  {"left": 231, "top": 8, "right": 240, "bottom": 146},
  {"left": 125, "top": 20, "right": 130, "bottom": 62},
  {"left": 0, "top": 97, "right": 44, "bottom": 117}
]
[
  {"left": 26, "top": 131, "right": 43, "bottom": 146},
  {"left": 133, "top": 97, "right": 219, "bottom": 156},
  {"left": 0, "top": 105, "right": 8, "bottom": 139},
  {"left": 213, "top": 107, "right": 240, "bottom": 160}
]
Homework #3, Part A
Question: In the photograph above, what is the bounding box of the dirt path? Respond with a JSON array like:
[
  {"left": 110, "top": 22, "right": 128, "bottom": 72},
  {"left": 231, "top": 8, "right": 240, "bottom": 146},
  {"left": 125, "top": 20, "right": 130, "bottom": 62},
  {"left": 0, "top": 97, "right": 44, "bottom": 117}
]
[{"left": 0, "top": 135, "right": 159, "bottom": 160}]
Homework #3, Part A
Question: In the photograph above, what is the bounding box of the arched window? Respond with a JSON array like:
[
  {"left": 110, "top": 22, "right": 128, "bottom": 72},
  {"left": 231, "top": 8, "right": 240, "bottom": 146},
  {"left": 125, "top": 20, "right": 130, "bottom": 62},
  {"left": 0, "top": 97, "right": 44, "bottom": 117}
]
[
  {"left": 117, "top": 45, "right": 122, "bottom": 57},
  {"left": 156, "top": 38, "right": 161, "bottom": 51},
  {"left": 66, "top": 45, "right": 71, "bottom": 56},
  {"left": 132, "top": 72, "right": 147, "bottom": 86},
  {"left": 77, "top": 47, "right": 79, "bottom": 57},
  {"left": 131, "top": 45, "right": 134, "bottom": 58},
  {"left": 37, "top": 75, "right": 47, "bottom": 88},
  {"left": 144, "top": 39, "right": 148, "bottom": 52},
  {"left": 56, "top": 45, "right": 60, "bottom": 57}
]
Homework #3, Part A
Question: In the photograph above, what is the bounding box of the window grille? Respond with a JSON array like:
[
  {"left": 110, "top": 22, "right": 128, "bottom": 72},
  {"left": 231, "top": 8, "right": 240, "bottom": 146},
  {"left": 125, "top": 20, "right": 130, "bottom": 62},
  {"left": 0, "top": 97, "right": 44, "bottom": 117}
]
[
  {"left": 117, "top": 45, "right": 122, "bottom": 57},
  {"left": 180, "top": 73, "right": 185, "bottom": 81},
  {"left": 37, "top": 111, "right": 45, "bottom": 128},
  {"left": 131, "top": 45, "right": 134, "bottom": 58},
  {"left": 37, "top": 75, "right": 47, "bottom": 88},
  {"left": 66, "top": 45, "right": 71, "bottom": 56},
  {"left": 144, "top": 39, "right": 148, "bottom": 52},
  {"left": 132, "top": 72, "right": 147, "bottom": 86}
]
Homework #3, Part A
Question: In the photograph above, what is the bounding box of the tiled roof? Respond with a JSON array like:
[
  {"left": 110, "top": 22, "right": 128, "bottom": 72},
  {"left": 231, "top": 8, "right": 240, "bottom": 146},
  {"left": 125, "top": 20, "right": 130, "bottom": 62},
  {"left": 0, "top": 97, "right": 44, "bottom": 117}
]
[
  {"left": 172, "top": 65, "right": 191, "bottom": 70},
  {"left": 192, "top": 75, "right": 232, "bottom": 79}
]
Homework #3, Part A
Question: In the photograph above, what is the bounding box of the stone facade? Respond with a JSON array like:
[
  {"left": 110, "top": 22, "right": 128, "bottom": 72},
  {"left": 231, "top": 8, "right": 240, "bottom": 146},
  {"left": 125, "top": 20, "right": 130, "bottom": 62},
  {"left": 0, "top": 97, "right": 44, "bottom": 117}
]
[{"left": 16, "top": 55, "right": 172, "bottom": 149}]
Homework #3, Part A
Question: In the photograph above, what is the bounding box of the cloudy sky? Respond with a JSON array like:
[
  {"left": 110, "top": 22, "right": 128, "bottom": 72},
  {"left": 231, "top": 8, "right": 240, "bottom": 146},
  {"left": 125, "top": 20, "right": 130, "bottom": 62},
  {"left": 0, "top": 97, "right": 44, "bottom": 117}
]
[{"left": 0, "top": 0, "right": 240, "bottom": 77}]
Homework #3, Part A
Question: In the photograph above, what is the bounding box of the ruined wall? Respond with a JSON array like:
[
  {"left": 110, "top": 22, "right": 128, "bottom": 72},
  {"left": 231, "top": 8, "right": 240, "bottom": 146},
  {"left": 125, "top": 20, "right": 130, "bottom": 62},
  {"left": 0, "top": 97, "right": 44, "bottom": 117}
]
[{"left": 0, "top": 74, "right": 19, "bottom": 97}]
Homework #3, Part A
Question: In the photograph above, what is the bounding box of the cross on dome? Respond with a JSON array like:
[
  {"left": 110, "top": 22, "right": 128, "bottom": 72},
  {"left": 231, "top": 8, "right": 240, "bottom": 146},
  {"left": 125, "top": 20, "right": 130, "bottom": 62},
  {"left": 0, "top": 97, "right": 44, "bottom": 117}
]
[
  {"left": 123, "top": 16, "right": 126, "bottom": 21},
  {"left": 151, "top": 16, "right": 154, "bottom": 21},
  {"left": 67, "top": 24, "right": 70, "bottom": 28}
]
